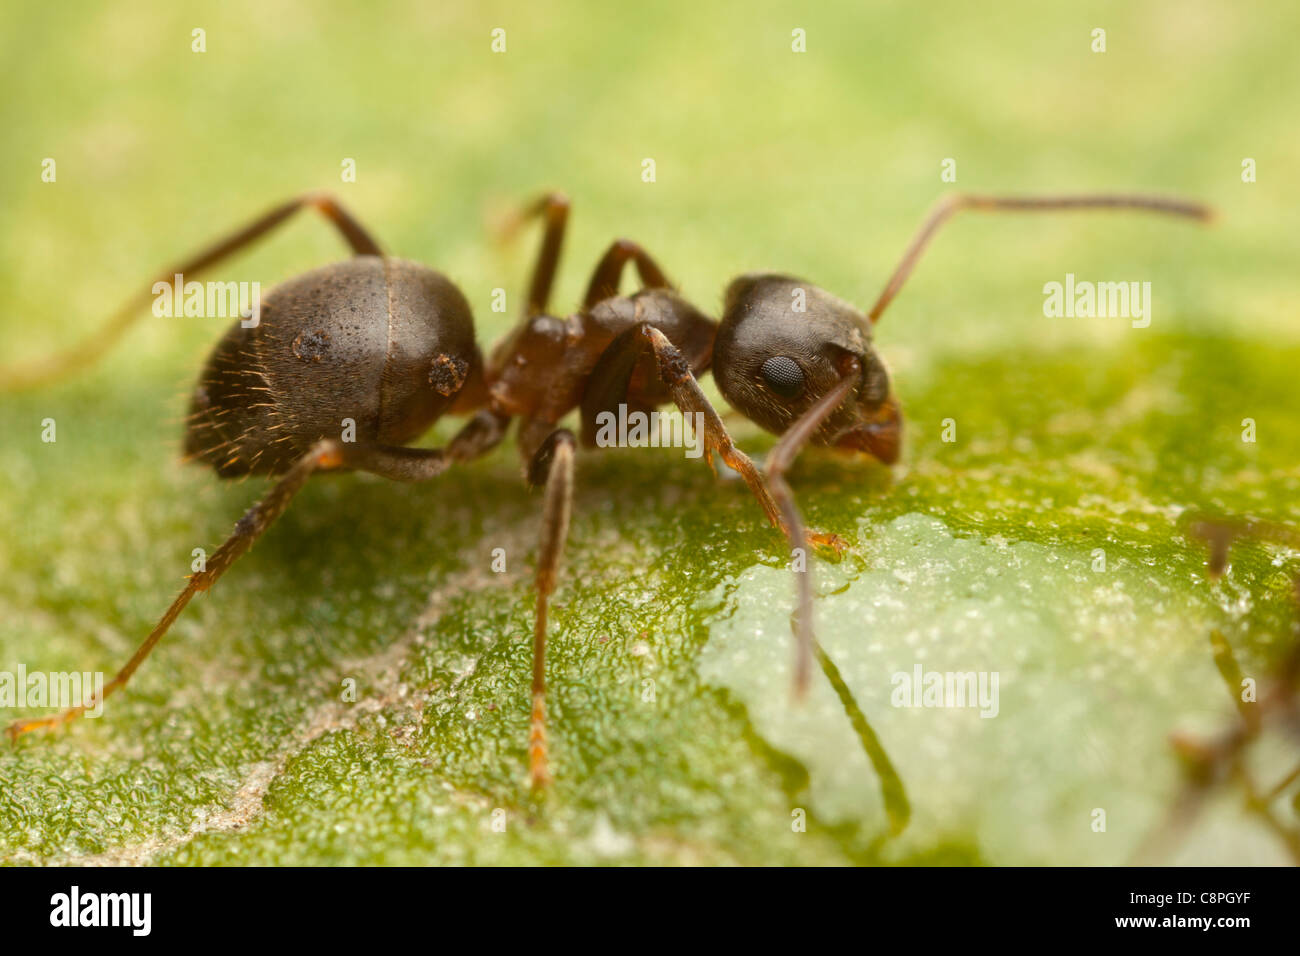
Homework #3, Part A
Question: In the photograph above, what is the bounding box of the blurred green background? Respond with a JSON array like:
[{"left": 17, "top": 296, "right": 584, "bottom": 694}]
[{"left": 0, "top": 0, "right": 1297, "bottom": 865}]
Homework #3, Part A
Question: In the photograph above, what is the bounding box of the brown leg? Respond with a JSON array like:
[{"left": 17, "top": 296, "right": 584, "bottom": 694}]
[
  {"left": 341, "top": 410, "right": 511, "bottom": 481},
  {"left": 764, "top": 360, "right": 861, "bottom": 695},
  {"left": 516, "top": 415, "right": 558, "bottom": 470},
  {"left": 447, "top": 409, "right": 513, "bottom": 462},
  {"left": 6, "top": 415, "right": 508, "bottom": 742},
  {"left": 866, "top": 192, "right": 1213, "bottom": 324},
  {"left": 523, "top": 428, "right": 576, "bottom": 788},
  {"left": 614, "top": 325, "right": 838, "bottom": 553},
  {"left": 0, "top": 193, "right": 384, "bottom": 392},
  {"left": 580, "top": 324, "right": 777, "bottom": 527},
  {"left": 583, "top": 239, "right": 671, "bottom": 307},
  {"left": 579, "top": 324, "right": 847, "bottom": 698},
  {"left": 498, "top": 192, "right": 571, "bottom": 317},
  {"left": 5, "top": 439, "right": 344, "bottom": 739}
]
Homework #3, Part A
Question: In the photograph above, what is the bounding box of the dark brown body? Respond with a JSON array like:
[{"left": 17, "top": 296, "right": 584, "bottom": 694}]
[
  {"left": 184, "top": 258, "right": 716, "bottom": 477},
  {"left": 486, "top": 286, "right": 715, "bottom": 450},
  {"left": 185, "top": 257, "right": 482, "bottom": 476},
  {"left": 717, "top": 273, "right": 901, "bottom": 463}
]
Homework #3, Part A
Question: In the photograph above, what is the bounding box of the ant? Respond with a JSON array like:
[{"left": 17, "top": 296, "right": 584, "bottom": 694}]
[{"left": 1, "top": 189, "right": 1212, "bottom": 788}]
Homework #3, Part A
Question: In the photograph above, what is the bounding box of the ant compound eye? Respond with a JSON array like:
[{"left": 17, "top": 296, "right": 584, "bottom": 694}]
[{"left": 758, "top": 355, "right": 805, "bottom": 399}]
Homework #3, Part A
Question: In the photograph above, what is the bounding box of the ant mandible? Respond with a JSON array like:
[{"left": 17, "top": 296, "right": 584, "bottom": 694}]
[{"left": 1, "top": 189, "right": 1211, "bottom": 788}]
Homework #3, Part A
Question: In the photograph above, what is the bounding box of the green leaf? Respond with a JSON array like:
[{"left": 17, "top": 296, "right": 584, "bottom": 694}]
[{"left": 2, "top": 0, "right": 1298, "bottom": 865}]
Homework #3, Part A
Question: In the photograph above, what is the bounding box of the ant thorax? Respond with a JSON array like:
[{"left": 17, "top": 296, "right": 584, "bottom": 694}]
[{"left": 486, "top": 291, "right": 712, "bottom": 425}]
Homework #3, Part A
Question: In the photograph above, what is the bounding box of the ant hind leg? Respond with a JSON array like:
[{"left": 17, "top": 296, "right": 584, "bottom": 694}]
[
  {"left": 0, "top": 193, "right": 383, "bottom": 392},
  {"left": 497, "top": 192, "right": 571, "bottom": 318},
  {"left": 5, "top": 439, "right": 345, "bottom": 741},
  {"left": 6, "top": 412, "right": 511, "bottom": 744}
]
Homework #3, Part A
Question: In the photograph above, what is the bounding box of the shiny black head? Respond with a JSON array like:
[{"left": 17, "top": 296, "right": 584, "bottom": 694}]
[{"left": 713, "top": 273, "right": 901, "bottom": 463}]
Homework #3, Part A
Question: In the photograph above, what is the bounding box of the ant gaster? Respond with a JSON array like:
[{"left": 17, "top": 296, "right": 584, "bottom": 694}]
[{"left": 1, "top": 190, "right": 1211, "bottom": 788}]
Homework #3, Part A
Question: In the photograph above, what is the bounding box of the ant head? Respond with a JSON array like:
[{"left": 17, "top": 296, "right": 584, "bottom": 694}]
[{"left": 713, "top": 274, "right": 900, "bottom": 463}]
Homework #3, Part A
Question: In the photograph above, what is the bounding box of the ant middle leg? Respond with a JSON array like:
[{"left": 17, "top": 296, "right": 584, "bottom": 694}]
[
  {"left": 1185, "top": 515, "right": 1300, "bottom": 580},
  {"left": 0, "top": 194, "right": 383, "bottom": 391},
  {"left": 583, "top": 239, "right": 670, "bottom": 307},
  {"left": 521, "top": 425, "right": 577, "bottom": 788},
  {"left": 1133, "top": 518, "right": 1300, "bottom": 863}
]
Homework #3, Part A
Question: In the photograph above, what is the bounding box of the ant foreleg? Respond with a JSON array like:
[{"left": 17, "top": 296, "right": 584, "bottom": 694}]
[
  {"left": 523, "top": 427, "right": 577, "bottom": 789},
  {"left": 0, "top": 193, "right": 383, "bottom": 391},
  {"left": 580, "top": 324, "right": 845, "bottom": 699},
  {"left": 765, "top": 360, "right": 861, "bottom": 696},
  {"left": 626, "top": 325, "right": 840, "bottom": 554}
]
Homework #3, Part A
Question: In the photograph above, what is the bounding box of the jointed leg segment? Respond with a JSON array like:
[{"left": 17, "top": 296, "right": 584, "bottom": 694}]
[
  {"left": 5, "top": 439, "right": 345, "bottom": 739},
  {"left": 502, "top": 192, "right": 571, "bottom": 317},
  {"left": 5, "top": 412, "right": 509, "bottom": 743},
  {"left": 764, "top": 363, "right": 861, "bottom": 695},
  {"left": 583, "top": 239, "right": 671, "bottom": 307},
  {"left": 636, "top": 325, "right": 840, "bottom": 553},
  {"left": 0, "top": 194, "right": 383, "bottom": 391},
  {"left": 576, "top": 322, "right": 845, "bottom": 697},
  {"left": 524, "top": 427, "right": 577, "bottom": 789}
]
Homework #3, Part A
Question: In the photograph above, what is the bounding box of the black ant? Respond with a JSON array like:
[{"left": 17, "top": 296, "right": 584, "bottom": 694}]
[{"left": 1, "top": 190, "right": 1211, "bottom": 788}]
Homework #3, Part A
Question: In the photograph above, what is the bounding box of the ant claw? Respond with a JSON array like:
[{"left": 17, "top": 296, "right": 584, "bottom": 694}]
[
  {"left": 809, "top": 530, "right": 848, "bottom": 557},
  {"left": 5, "top": 717, "right": 43, "bottom": 743}
]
